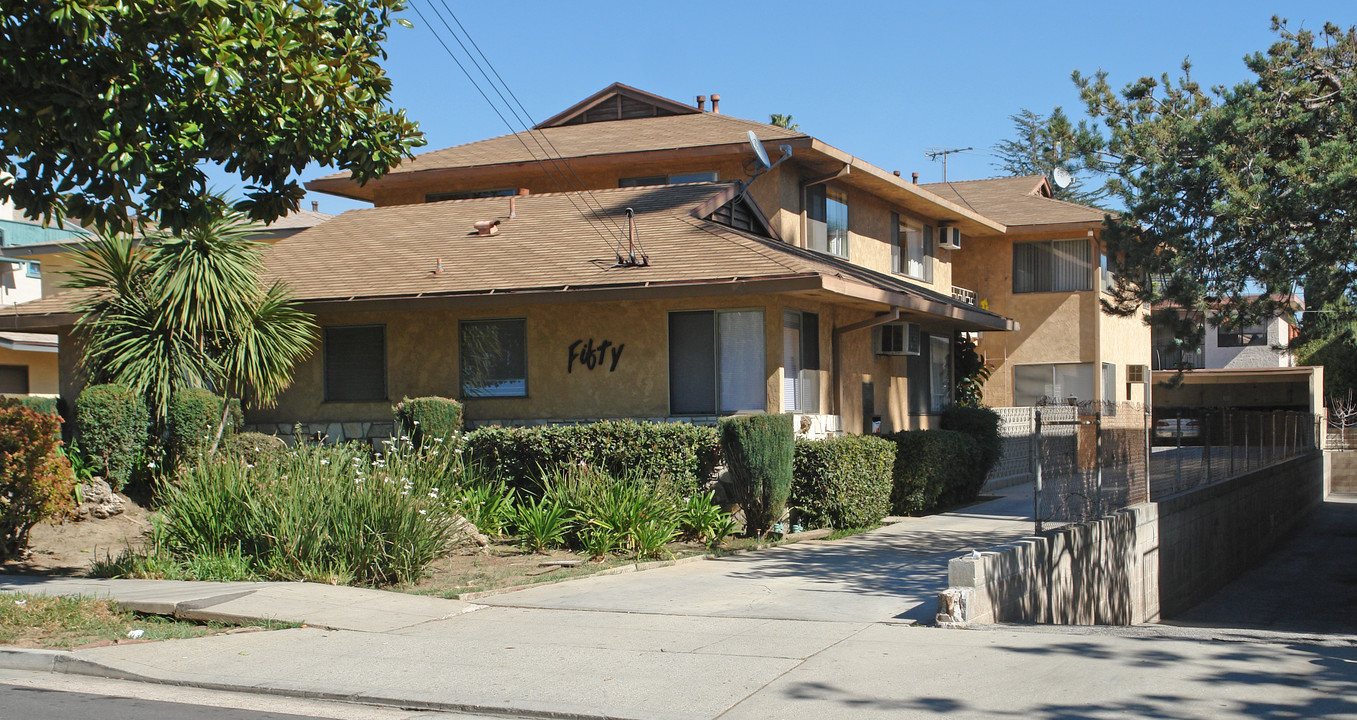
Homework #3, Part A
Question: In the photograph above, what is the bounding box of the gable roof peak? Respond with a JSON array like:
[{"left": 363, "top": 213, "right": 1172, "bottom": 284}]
[{"left": 534, "top": 82, "right": 701, "bottom": 129}]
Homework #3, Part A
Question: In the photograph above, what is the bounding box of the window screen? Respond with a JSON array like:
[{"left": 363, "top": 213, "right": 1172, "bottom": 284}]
[
  {"left": 460, "top": 319, "right": 527, "bottom": 398},
  {"left": 669, "top": 311, "right": 716, "bottom": 414},
  {"left": 669, "top": 309, "right": 766, "bottom": 415},
  {"left": 719, "top": 310, "right": 766, "bottom": 412},
  {"left": 0, "top": 365, "right": 29, "bottom": 394},
  {"left": 324, "top": 325, "right": 386, "bottom": 402}
]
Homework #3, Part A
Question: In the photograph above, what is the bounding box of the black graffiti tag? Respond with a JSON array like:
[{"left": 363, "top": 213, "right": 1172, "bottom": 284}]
[{"left": 568, "top": 339, "right": 625, "bottom": 373}]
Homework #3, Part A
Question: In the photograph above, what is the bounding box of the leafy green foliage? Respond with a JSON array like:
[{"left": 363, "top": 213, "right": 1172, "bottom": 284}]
[
  {"left": 678, "top": 491, "right": 736, "bottom": 546},
  {"left": 513, "top": 495, "right": 571, "bottom": 553},
  {"left": 75, "top": 384, "right": 148, "bottom": 490},
  {"left": 0, "top": 0, "right": 423, "bottom": 234},
  {"left": 992, "top": 107, "right": 1110, "bottom": 207},
  {"left": 720, "top": 414, "right": 794, "bottom": 533},
  {"left": 394, "top": 396, "right": 464, "bottom": 447},
  {"left": 940, "top": 406, "right": 1003, "bottom": 476},
  {"left": 67, "top": 208, "right": 317, "bottom": 422},
  {"left": 952, "top": 334, "right": 993, "bottom": 408},
  {"left": 219, "top": 432, "right": 289, "bottom": 466},
  {"left": 0, "top": 402, "right": 76, "bottom": 559},
  {"left": 769, "top": 113, "right": 800, "bottom": 131},
  {"left": 454, "top": 480, "right": 515, "bottom": 537},
  {"left": 1070, "top": 18, "right": 1357, "bottom": 343},
  {"left": 167, "top": 389, "right": 242, "bottom": 470},
  {"left": 631, "top": 516, "right": 680, "bottom": 559},
  {"left": 464, "top": 420, "right": 719, "bottom": 497},
  {"left": 6, "top": 396, "right": 59, "bottom": 416},
  {"left": 791, "top": 436, "right": 895, "bottom": 530},
  {"left": 885, "top": 430, "right": 985, "bottom": 516}
]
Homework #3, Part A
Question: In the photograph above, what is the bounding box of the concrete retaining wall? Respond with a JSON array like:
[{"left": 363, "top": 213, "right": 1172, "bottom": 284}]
[
  {"left": 937, "top": 451, "right": 1323, "bottom": 626},
  {"left": 1329, "top": 450, "right": 1357, "bottom": 494}
]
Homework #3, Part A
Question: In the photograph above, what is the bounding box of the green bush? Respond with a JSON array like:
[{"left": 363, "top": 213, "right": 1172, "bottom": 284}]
[
  {"left": 792, "top": 435, "right": 896, "bottom": 529},
  {"left": 464, "top": 420, "right": 719, "bottom": 497},
  {"left": 720, "top": 413, "right": 794, "bottom": 533},
  {"left": 885, "top": 430, "right": 983, "bottom": 515},
  {"left": 219, "top": 431, "right": 288, "bottom": 466},
  {"left": 7, "top": 396, "right": 59, "bottom": 416},
  {"left": 75, "top": 384, "right": 148, "bottom": 490},
  {"left": 0, "top": 401, "right": 76, "bottom": 559},
  {"left": 167, "top": 389, "right": 243, "bottom": 469},
  {"left": 394, "top": 396, "right": 464, "bottom": 447},
  {"left": 940, "top": 406, "right": 1002, "bottom": 475}
]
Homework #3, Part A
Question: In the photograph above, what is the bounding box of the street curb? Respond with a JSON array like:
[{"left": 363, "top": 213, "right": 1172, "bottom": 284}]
[{"left": 0, "top": 646, "right": 633, "bottom": 720}]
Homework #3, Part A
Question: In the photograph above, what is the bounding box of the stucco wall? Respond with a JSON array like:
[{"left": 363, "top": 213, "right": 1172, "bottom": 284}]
[
  {"left": 1203, "top": 315, "right": 1293, "bottom": 369},
  {"left": 0, "top": 346, "right": 58, "bottom": 395},
  {"left": 1100, "top": 302, "right": 1152, "bottom": 404},
  {"left": 0, "top": 261, "right": 43, "bottom": 306}
]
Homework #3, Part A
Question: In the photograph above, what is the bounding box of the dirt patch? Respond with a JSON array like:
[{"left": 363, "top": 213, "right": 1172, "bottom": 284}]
[{"left": 2, "top": 495, "right": 153, "bottom": 576}]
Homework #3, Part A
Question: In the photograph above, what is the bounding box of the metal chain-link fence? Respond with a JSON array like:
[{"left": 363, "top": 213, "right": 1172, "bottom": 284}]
[
  {"left": 1033, "top": 402, "right": 1149, "bottom": 531},
  {"left": 1148, "top": 408, "right": 1319, "bottom": 499}
]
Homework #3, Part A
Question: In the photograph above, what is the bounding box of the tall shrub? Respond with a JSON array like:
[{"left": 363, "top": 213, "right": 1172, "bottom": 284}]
[
  {"left": 167, "top": 388, "right": 242, "bottom": 468},
  {"left": 720, "top": 413, "right": 794, "bottom": 533},
  {"left": 940, "top": 406, "right": 1003, "bottom": 474},
  {"left": 394, "top": 396, "right": 463, "bottom": 447},
  {"left": 76, "top": 384, "right": 148, "bottom": 490},
  {"left": 886, "top": 430, "right": 983, "bottom": 515},
  {"left": 792, "top": 435, "right": 896, "bottom": 529},
  {"left": 0, "top": 401, "right": 76, "bottom": 559}
]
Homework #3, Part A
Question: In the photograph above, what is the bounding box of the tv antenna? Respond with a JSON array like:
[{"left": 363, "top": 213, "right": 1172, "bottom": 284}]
[{"left": 924, "top": 146, "right": 972, "bottom": 182}]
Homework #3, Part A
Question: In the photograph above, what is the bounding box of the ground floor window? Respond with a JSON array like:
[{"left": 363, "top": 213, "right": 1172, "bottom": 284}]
[
  {"left": 1013, "top": 362, "right": 1096, "bottom": 406},
  {"left": 460, "top": 318, "right": 528, "bottom": 398},
  {"left": 669, "top": 309, "right": 766, "bottom": 414},
  {"left": 1102, "top": 362, "right": 1116, "bottom": 404},
  {"left": 324, "top": 325, "right": 386, "bottom": 402},
  {"left": 782, "top": 309, "right": 820, "bottom": 413},
  {"left": 929, "top": 335, "right": 952, "bottom": 412},
  {"left": 0, "top": 365, "right": 28, "bottom": 394}
]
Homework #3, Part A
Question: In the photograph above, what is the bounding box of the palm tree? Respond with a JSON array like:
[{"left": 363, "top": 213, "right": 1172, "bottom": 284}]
[
  {"left": 769, "top": 114, "right": 800, "bottom": 131},
  {"left": 66, "top": 204, "right": 316, "bottom": 453}
]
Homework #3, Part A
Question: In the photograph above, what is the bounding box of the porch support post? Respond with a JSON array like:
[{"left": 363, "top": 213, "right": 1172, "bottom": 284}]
[{"left": 831, "top": 307, "right": 901, "bottom": 420}]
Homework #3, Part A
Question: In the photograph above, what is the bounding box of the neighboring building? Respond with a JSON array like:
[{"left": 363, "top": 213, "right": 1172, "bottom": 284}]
[
  {"left": 924, "top": 175, "right": 1151, "bottom": 407},
  {"left": 0, "top": 197, "right": 82, "bottom": 397},
  {"left": 1151, "top": 296, "right": 1303, "bottom": 370},
  {"left": 10, "top": 83, "right": 1017, "bottom": 439}
]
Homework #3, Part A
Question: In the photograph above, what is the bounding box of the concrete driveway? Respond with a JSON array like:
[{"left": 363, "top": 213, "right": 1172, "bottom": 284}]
[{"left": 478, "top": 485, "right": 1037, "bottom": 624}]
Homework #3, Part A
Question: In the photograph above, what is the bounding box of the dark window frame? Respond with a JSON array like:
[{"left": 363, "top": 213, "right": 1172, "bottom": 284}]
[{"left": 1217, "top": 323, "right": 1267, "bottom": 348}]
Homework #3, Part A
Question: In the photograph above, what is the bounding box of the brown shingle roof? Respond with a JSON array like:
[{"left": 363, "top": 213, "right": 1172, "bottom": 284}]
[
  {"left": 3, "top": 183, "right": 1012, "bottom": 331},
  {"left": 921, "top": 175, "right": 1109, "bottom": 228},
  {"left": 312, "top": 112, "right": 806, "bottom": 183}
]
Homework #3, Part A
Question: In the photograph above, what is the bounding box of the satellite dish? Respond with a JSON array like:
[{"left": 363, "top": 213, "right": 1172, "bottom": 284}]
[
  {"left": 1051, "top": 167, "right": 1073, "bottom": 189},
  {"left": 748, "top": 130, "right": 772, "bottom": 170}
]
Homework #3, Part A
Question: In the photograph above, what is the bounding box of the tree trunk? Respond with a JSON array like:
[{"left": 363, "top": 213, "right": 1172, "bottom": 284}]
[{"left": 207, "top": 396, "right": 232, "bottom": 458}]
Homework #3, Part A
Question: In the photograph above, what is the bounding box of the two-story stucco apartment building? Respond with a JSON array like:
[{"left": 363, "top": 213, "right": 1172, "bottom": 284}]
[{"left": 7, "top": 84, "right": 1149, "bottom": 439}]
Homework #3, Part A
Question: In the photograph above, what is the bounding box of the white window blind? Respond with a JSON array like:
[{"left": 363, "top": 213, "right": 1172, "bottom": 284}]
[
  {"left": 1013, "top": 363, "right": 1096, "bottom": 406},
  {"left": 1013, "top": 239, "right": 1094, "bottom": 293},
  {"left": 718, "top": 310, "right": 766, "bottom": 413}
]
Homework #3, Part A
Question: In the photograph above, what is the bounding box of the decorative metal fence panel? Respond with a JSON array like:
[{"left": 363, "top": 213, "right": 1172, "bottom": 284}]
[
  {"left": 1148, "top": 408, "right": 1319, "bottom": 499},
  {"left": 984, "top": 406, "right": 1038, "bottom": 488}
]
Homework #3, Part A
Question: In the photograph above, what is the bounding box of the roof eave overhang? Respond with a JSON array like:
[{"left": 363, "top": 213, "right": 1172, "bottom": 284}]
[
  {"left": 819, "top": 275, "right": 1017, "bottom": 332},
  {"left": 1002, "top": 219, "right": 1109, "bottom": 236}
]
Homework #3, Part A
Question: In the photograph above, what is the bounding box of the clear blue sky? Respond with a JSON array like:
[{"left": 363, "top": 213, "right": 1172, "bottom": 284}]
[{"left": 248, "top": 1, "right": 1356, "bottom": 216}]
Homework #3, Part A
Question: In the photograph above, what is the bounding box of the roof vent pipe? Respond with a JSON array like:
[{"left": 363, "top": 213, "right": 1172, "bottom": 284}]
[
  {"left": 893, "top": 171, "right": 901, "bottom": 177},
  {"left": 696, "top": 95, "right": 706, "bottom": 111},
  {"left": 509, "top": 196, "right": 517, "bottom": 219},
  {"left": 911, "top": 172, "right": 919, "bottom": 184},
  {"left": 311, "top": 201, "right": 319, "bottom": 211},
  {"left": 516, "top": 188, "right": 530, "bottom": 195},
  {"left": 474, "top": 219, "right": 500, "bottom": 236},
  {"left": 711, "top": 94, "right": 720, "bottom": 113}
]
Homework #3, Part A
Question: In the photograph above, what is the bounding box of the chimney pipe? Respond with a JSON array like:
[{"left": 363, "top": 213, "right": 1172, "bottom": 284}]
[
  {"left": 893, "top": 170, "right": 901, "bottom": 177},
  {"left": 710, "top": 94, "right": 720, "bottom": 114},
  {"left": 911, "top": 172, "right": 919, "bottom": 185},
  {"left": 311, "top": 201, "right": 319, "bottom": 212},
  {"left": 696, "top": 95, "right": 706, "bottom": 111},
  {"left": 509, "top": 196, "right": 517, "bottom": 219},
  {"left": 516, "top": 188, "right": 530, "bottom": 195}
]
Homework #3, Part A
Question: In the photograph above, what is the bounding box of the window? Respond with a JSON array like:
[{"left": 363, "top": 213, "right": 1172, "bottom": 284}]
[
  {"left": 1099, "top": 251, "right": 1115, "bottom": 293},
  {"left": 619, "top": 171, "right": 717, "bottom": 187},
  {"left": 25, "top": 261, "right": 40, "bottom": 279},
  {"left": 782, "top": 310, "right": 820, "bottom": 413},
  {"left": 669, "top": 309, "right": 766, "bottom": 414},
  {"left": 806, "top": 185, "right": 849, "bottom": 258},
  {"left": 425, "top": 188, "right": 516, "bottom": 203},
  {"left": 1013, "top": 363, "right": 1096, "bottom": 406},
  {"left": 873, "top": 322, "right": 921, "bottom": 356},
  {"left": 1102, "top": 363, "right": 1116, "bottom": 403},
  {"left": 324, "top": 325, "right": 386, "bottom": 402},
  {"left": 1013, "top": 238, "right": 1094, "bottom": 293},
  {"left": 460, "top": 319, "right": 528, "bottom": 398},
  {"left": 0, "top": 365, "right": 28, "bottom": 394},
  {"left": 929, "top": 335, "right": 952, "bottom": 412},
  {"left": 1217, "top": 322, "right": 1267, "bottom": 347},
  {"left": 891, "top": 213, "right": 933, "bottom": 282}
]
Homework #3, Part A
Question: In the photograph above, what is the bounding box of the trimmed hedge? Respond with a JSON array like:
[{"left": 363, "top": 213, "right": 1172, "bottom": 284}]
[
  {"left": 0, "top": 401, "right": 76, "bottom": 559},
  {"left": 394, "top": 396, "right": 463, "bottom": 447},
  {"left": 720, "top": 413, "right": 794, "bottom": 533},
  {"left": 464, "top": 419, "right": 719, "bottom": 497},
  {"left": 167, "top": 389, "right": 243, "bottom": 468},
  {"left": 7, "top": 396, "right": 59, "bottom": 416},
  {"left": 940, "top": 406, "right": 1002, "bottom": 475},
  {"left": 75, "top": 384, "right": 148, "bottom": 490},
  {"left": 885, "top": 430, "right": 984, "bottom": 516},
  {"left": 792, "top": 435, "right": 895, "bottom": 529}
]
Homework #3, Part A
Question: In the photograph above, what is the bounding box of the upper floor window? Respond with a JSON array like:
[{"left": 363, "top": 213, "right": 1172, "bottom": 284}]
[
  {"left": 1013, "top": 238, "right": 1094, "bottom": 293},
  {"left": 460, "top": 318, "right": 528, "bottom": 398},
  {"left": 891, "top": 213, "right": 933, "bottom": 282},
  {"left": 1217, "top": 322, "right": 1267, "bottom": 348},
  {"left": 619, "top": 171, "right": 717, "bottom": 187},
  {"left": 324, "top": 325, "right": 386, "bottom": 402},
  {"left": 806, "top": 185, "right": 848, "bottom": 258},
  {"left": 25, "top": 261, "right": 40, "bottom": 279},
  {"left": 425, "top": 188, "right": 515, "bottom": 203}
]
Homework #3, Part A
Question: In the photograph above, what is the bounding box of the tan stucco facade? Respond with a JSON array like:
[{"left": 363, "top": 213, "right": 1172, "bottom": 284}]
[{"left": 0, "top": 345, "right": 59, "bottom": 396}]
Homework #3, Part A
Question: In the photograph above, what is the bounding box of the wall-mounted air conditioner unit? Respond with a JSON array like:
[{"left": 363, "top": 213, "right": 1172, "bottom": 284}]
[
  {"left": 873, "top": 322, "right": 921, "bottom": 356},
  {"left": 937, "top": 226, "right": 962, "bottom": 251}
]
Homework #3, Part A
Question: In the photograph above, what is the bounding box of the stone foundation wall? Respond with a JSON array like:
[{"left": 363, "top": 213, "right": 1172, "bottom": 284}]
[{"left": 938, "top": 450, "right": 1324, "bottom": 626}]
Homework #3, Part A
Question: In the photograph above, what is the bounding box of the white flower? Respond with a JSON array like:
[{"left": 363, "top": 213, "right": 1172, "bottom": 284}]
[
  {"left": 147, "top": 461, "right": 156, "bottom": 469},
  {"left": 433, "top": 437, "right": 444, "bottom": 443},
  {"left": 418, "top": 509, "right": 427, "bottom": 515},
  {"left": 321, "top": 459, "right": 330, "bottom": 465},
  {"left": 413, "top": 420, "right": 421, "bottom": 426},
  {"left": 454, "top": 448, "right": 463, "bottom": 454}
]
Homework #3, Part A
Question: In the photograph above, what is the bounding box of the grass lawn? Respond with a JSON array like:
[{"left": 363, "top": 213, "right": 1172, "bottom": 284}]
[{"left": 0, "top": 592, "right": 291, "bottom": 650}]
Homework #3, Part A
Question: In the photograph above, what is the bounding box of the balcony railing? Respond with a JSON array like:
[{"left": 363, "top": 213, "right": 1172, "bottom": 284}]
[{"left": 952, "top": 286, "right": 977, "bottom": 306}]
